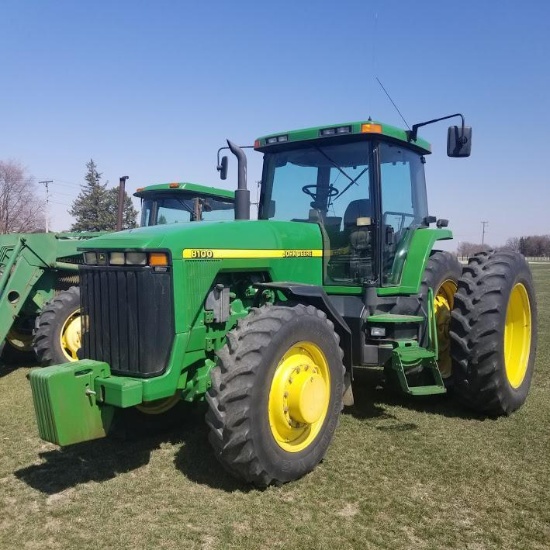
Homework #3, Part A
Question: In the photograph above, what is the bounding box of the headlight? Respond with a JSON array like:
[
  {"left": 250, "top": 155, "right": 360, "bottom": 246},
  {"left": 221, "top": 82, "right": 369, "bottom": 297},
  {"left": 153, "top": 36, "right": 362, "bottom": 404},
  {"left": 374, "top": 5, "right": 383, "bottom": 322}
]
[
  {"left": 83, "top": 252, "right": 97, "bottom": 265},
  {"left": 125, "top": 252, "right": 147, "bottom": 266},
  {"left": 84, "top": 251, "right": 168, "bottom": 267},
  {"left": 109, "top": 252, "right": 125, "bottom": 265}
]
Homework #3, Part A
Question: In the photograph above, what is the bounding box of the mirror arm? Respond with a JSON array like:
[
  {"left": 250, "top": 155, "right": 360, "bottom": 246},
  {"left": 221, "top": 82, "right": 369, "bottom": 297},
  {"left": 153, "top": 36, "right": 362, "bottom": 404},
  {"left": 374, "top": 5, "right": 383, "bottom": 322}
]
[
  {"left": 408, "top": 113, "right": 465, "bottom": 142},
  {"left": 217, "top": 145, "right": 255, "bottom": 172},
  {"left": 216, "top": 146, "right": 229, "bottom": 173}
]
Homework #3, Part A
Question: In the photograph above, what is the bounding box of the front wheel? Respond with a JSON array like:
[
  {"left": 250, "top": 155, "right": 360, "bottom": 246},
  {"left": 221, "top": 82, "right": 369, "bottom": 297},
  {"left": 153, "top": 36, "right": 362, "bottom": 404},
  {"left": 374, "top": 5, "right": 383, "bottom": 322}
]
[{"left": 206, "top": 303, "right": 345, "bottom": 487}]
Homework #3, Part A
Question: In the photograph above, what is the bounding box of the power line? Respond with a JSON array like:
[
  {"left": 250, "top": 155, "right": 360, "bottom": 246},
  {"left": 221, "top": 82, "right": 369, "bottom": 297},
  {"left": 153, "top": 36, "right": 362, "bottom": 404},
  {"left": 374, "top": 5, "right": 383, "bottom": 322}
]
[
  {"left": 49, "top": 189, "right": 76, "bottom": 198},
  {"left": 55, "top": 178, "right": 82, "bottom": 187},
  {"left": 49, "top": 181, "right": 80, "bottom": 190},
  {"left": 37, "top": 178, "right": 82, "bottom": 188}
]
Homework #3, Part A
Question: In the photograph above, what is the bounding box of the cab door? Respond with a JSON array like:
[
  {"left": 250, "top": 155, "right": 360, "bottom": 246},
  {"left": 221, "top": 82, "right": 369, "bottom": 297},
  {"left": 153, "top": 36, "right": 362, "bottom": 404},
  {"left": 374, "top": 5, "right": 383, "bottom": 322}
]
[{"left": 378, "top": 142, "right": 429, "bottom": 286}]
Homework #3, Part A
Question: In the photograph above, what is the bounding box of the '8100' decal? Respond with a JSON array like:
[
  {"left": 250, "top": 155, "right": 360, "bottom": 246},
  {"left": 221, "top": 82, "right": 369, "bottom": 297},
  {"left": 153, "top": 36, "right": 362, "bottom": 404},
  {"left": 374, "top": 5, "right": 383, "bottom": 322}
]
[{"left": 182, "top": 249, "right": 322, "bottom": 260}]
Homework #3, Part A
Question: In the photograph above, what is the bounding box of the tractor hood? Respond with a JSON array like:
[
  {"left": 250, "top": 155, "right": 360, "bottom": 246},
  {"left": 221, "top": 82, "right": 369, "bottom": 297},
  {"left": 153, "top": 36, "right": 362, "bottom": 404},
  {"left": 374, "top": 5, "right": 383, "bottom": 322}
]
[{"left": 79, "top": 220, "right": 324, "bottom": 257}]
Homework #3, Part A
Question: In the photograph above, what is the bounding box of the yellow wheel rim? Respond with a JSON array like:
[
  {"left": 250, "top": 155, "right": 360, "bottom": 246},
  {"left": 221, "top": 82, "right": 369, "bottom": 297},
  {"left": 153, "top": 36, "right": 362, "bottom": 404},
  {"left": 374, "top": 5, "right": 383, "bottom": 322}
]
[
  {"left": 504, "top": 283, "right": 532, "bottom": 389},
  {"left": 268, "top": 341, "right": 330, "bottom": 453},
  {"left": 6, "top": 327, "right": 33, "bottom": 352},
  {"left": 434, "top": 279, "right": 457, "bottom": 379},
  {"left": 60, "top": 310, "right": 82, "bottom": 361},
  {"left": 136, "top": 392, "right": 181, "bottom": 415}
]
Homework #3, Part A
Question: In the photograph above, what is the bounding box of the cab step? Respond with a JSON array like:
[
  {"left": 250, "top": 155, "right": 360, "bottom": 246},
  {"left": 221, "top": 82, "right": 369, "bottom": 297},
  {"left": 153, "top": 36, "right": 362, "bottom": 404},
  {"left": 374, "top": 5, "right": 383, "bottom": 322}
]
[{"left": 387, "top": 340, "right": 446, "bottom": 396}]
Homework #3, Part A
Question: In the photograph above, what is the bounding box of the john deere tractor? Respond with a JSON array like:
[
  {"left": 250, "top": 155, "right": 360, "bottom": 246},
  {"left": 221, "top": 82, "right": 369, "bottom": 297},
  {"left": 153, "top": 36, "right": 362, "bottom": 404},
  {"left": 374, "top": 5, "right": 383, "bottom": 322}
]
[{"left": 28, "top": 115, "right": 537, "bottom": 487}]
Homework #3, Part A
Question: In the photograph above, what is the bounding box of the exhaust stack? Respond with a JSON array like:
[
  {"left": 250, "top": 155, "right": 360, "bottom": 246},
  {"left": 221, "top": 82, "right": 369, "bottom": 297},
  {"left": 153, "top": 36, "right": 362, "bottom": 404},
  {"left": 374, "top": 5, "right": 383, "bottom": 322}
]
[{"left": 227, "top": 140, "right": 250, "bottom": 220}]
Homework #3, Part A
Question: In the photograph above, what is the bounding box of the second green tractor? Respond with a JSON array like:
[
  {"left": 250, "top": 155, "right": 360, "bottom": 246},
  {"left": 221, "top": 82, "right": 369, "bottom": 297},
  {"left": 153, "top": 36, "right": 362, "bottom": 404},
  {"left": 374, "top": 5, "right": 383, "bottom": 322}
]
[
  {"left": 29, "top": 115, "right": 537, "bottom": 487},
  {"left": 0, "top": 182, "right": 234, "bottom": 367}
]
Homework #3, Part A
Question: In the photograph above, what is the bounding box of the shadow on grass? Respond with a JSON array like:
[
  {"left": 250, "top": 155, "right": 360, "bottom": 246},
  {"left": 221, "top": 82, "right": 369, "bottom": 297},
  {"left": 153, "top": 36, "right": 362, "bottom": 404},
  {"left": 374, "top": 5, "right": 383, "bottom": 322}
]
[
  {"left": 15, "top": 402, "right": 251, "bottom": 495},
  {"left": 0, "top": 363, "right": 19, "bottom": 378},
  {"left": 172, "top": 417, "right": 252, "bottom": 494},
  {"left": 345, "top": 370, "right": 487, "bottom": 423},
  {"left": 0, "top": 363, "right": 33, "bottom": 379},
  {"left": 15, "top": 374, "right": 489, "bottom": 496},
  {"left": 15, "top": 436, "right": 154, "bottom": 494}
]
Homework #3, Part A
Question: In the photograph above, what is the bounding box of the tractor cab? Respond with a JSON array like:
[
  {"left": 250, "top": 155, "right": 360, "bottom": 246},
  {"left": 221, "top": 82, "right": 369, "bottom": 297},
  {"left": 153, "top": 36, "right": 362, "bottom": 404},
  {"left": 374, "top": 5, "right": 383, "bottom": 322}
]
[
  {"left": 134, "top": 182, "right": 234, "bottom": 226},
  {"left": 254, "top": 122, "right": 431, "bottom": 290}
]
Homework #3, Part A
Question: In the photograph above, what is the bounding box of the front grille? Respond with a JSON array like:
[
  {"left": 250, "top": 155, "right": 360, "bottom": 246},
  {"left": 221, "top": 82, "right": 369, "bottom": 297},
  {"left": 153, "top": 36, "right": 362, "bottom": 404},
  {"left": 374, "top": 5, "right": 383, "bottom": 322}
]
[{"left": 80, "top": 266, "right": 174, "bottom": 377}]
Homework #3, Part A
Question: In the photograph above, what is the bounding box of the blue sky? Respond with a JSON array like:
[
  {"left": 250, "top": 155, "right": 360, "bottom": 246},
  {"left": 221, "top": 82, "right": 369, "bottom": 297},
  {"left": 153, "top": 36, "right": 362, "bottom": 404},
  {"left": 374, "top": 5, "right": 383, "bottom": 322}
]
[{"left": 1, "top": 0, "right": 549, "bottom": 246}]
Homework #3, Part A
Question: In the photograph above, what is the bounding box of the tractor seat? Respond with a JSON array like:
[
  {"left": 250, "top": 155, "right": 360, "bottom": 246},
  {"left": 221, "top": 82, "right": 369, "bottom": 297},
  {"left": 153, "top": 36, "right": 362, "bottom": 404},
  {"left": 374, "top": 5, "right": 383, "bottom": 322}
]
[
  {"left": 343, "top": 199, "right": 373, "bottom": 281},
  {"left": 344, "top": 199, "right": 371, "bottom": 227}
]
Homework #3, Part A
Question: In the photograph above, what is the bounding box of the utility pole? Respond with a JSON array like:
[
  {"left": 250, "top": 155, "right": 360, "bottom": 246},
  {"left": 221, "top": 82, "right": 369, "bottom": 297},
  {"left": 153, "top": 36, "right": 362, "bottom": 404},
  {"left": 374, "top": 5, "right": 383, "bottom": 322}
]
[
  {"left": 39, "top": 180, "right": 53, "bottom": 233},
  {"left": 481, "top": 221, "right": 488, "bottom": 245}
]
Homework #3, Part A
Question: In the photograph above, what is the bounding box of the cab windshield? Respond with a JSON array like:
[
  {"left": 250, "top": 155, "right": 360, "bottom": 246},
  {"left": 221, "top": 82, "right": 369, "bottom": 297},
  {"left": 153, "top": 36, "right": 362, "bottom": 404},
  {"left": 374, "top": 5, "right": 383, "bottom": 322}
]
[
  {"left": 259, "top": 139, "right": 429, "bottom": 287},
  {"left": 259, "top": 141, "right": 374, "bottom": 285},
  {"left": 259, "top": 142, "right": 371, "bottom": 223},
  {"left": 140, "top": 193, "right": 234, "bottom": 226}
]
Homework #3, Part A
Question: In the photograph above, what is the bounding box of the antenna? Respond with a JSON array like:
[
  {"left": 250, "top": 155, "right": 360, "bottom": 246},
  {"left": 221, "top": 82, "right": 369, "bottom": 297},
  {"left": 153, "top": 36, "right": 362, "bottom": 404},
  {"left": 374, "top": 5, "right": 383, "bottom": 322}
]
[{"left": 375, "top": 77, "right": 410, "bottom": 130}]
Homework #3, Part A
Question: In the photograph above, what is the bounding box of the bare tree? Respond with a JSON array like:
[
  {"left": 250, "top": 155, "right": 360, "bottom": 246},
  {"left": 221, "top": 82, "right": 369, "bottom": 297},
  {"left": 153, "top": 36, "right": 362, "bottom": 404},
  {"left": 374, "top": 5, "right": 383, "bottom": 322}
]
[
  {"left": 519, "top": 235, "right": 550, "bottom": 257},
  {"left": 0, "top": 160, "right": 45, "bottom": 234},
  {"left": 503, "top": 237, "right": 520, "bottom": 252},
  {"left": 457, "top": 241, "right": 491, "bottom": 259}
]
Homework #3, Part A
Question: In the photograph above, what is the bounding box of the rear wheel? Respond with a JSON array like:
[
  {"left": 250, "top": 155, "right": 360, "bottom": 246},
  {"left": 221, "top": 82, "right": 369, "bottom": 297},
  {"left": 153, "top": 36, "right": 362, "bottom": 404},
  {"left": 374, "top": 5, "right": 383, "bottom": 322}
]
[
  {"left": 1, "top": 318, "right": 36, "bottom": 364},
  {"left": 33, "top": 287, "right": 81, "bottom": 366},
  {"left": 206, "top": 303, "right": 345, "bottom": 487},
  {"left": 450, "top": 251, "right": 537, "bottom": 415},
  {"left": 390, "top": 251, "right": 461, "bottom": 382},
  {"left": 421, "top": 251, "right": 462, "bottom": 381}
]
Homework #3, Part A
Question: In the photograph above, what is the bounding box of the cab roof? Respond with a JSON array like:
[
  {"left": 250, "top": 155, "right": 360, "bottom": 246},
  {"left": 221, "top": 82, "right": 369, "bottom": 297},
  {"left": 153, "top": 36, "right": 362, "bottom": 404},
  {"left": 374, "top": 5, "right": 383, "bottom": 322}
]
[
  {"left": 254, "top": 119, "right": 432, "bottom": 155},
  {"left": 133, "top": 182, "right": 235, "bottom": 201}
]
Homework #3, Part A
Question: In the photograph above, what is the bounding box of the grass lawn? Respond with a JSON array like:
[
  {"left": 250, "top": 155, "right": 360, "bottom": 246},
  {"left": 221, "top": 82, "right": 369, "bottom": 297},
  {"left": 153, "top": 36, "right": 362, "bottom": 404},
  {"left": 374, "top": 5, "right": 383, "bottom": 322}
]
[{"left": 1, "top": 264, "right": 548, "bottom": 550}]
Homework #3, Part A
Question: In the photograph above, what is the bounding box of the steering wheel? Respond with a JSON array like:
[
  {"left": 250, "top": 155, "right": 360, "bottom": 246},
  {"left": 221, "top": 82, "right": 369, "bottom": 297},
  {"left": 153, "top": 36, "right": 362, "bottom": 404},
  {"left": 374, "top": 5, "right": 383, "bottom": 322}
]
[{"left": 301, "top": 184, "right": 339, "bottom": 202}]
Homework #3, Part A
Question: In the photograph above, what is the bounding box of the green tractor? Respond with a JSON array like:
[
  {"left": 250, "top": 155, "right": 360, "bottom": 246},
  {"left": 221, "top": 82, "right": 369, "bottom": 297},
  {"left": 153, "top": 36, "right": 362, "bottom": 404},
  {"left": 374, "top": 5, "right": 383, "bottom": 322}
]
[
  {"left": 1, "top": 182, "right": 234, "bottom": 366},
  {"left": 28, "top": 116, "right": 537, "bottom": 487}
]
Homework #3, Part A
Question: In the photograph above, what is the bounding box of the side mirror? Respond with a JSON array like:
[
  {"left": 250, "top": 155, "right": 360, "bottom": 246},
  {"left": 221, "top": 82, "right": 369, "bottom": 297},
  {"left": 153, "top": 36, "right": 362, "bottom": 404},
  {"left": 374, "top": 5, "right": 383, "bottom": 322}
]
[
  {"left": 217, "top": 156, "right": 228, "bottom": 180},
  {"left": 447, "top": 126, "right": 472, "bottom": 157}
]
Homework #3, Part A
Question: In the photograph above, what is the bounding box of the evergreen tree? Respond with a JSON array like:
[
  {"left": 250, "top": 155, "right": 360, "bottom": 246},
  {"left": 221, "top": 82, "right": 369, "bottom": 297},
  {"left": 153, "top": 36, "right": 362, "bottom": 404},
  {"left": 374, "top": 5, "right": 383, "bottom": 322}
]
[
  {"left": 104, "top": 187, "right": 138, "bottom": 230},
  {"left": 70, "top": 159, "right": 138, "bottom": 231}
]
